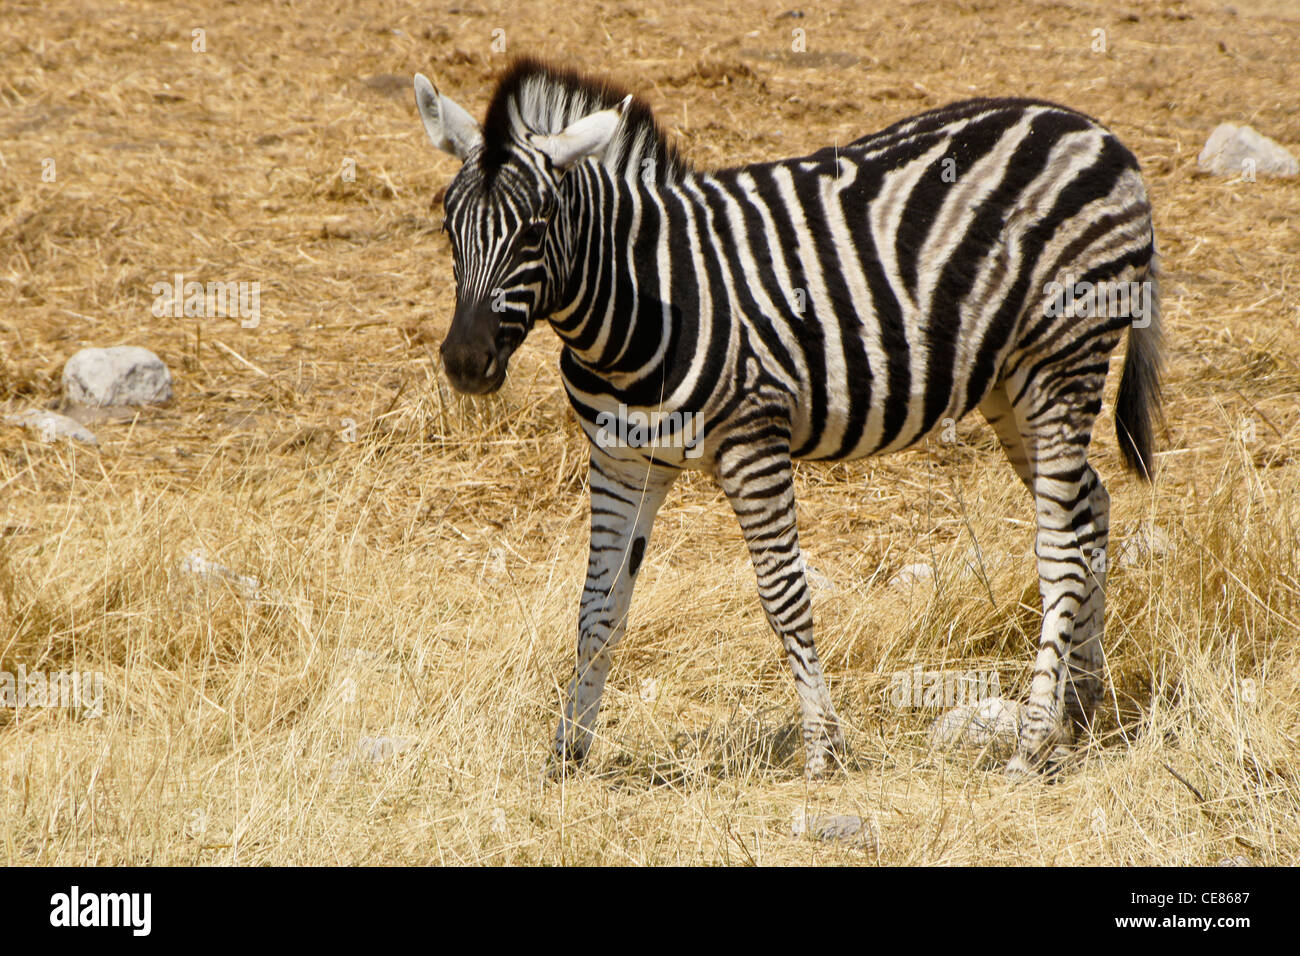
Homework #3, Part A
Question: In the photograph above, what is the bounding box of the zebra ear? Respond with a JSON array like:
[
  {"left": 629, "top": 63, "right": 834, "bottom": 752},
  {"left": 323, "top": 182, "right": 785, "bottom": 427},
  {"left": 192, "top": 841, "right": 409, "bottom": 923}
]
[
  {"left": 414, "top": 73, "right": 483, "bottom": 162},
  {"left": 528, "top": 95, "right": 632, "bottom": 170}
]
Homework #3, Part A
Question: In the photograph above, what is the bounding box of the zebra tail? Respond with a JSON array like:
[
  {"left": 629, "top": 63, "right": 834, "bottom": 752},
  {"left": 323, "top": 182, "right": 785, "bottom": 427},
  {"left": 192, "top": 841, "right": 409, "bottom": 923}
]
[{"left": 1114, "top": 258, "right": 1164, "bottom": 481}]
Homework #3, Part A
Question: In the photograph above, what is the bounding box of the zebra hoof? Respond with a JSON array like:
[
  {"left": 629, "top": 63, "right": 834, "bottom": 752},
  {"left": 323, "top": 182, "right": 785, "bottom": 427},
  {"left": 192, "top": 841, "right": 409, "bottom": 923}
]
[
  {"left": 1005, "top": 744, "right": 1078, "bottom": 783},
  {"left": 545, "top": 756, "right": 585, "bottom": 783},
  {"left": 803, "top": 736, "right": 847, "bottom": 780},
  {"left": 804, "top": 755, "right": 837, "bottom": 780},
  {"left": 545, "top": 738, "right": 590, "bottom": 782},
  {"left": 1042, "top": 745, "right": 1079, "bottom": 778},
  {"left": 1003, "top": 754, "right": 1040, "bottom": 781}
]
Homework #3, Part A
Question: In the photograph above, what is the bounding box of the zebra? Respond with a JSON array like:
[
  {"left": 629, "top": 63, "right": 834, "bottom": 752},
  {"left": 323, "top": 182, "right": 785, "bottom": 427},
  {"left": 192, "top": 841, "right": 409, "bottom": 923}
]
[{"left": 412, "top": 56, "right": 1162, "bottom": 779}]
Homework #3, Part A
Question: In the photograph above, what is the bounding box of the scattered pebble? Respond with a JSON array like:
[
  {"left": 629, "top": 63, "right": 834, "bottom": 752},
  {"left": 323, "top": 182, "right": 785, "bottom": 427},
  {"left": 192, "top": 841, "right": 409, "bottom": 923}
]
[
  {"left": 483, "top": 546, "right": 508, "bottom": 580},
  {"left": 888, "top": 561, "right": 935, "bottom": 591},
  {"left": 1116, "top": 525, "right": 1171, "bottom": 568},
  {"left": 3, "top": 409, "right": 98, "bottom": 445},
  {"left": 800, "top": 556, "right": 835, "bottom": 593},
  {"left": 929, "top": 696, "right": 1021, "bottom": 761},
  {"left": 63, "top": 346, "right": 173, "bottom": 407},
  {"left": 178, "top": 551, "right": 261, "bottom": 600},
  {"left": 1197, "top": 123, "right": 1298, "bottom": 178},
  {"left": 354, "top": 735, "right": 415, "bottom": 763},
  {"left": 791, "top": 807, "right": 877, "bottom": 848}
]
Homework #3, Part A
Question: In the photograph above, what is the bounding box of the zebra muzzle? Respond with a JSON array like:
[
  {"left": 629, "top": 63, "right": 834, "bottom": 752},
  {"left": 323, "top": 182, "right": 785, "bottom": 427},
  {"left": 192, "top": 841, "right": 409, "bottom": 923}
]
[{"left": 440, "top": 333, "right": 507, "bottom": 394}]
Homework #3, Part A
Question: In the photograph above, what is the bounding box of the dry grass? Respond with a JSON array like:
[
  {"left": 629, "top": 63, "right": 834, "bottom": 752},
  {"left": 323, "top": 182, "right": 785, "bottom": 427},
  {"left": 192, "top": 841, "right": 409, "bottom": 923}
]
[{"left": 1, "top": 0, "right": 1298, "bottom": 865}]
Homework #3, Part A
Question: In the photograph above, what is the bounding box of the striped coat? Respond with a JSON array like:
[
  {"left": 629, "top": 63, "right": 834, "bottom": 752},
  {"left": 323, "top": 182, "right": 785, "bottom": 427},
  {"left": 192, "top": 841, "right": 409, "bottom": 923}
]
[{"left": 414, "top": 57, "right": 1162, "bottom": 778}]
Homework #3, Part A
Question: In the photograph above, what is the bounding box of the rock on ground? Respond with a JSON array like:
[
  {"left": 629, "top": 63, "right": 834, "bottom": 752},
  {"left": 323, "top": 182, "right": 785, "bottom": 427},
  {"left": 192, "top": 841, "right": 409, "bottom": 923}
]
[
  {"left": 178, "top": 551, "right": 261, "bottom": 600},
  {"left": 799, "top": 555, "right": 836, "bottom": 593},
  {"left": 354, "top": 736, "right": 415, "bottom": 762},
  {"left": 63, "top": 346, "right": 173, "bottom": 407},
  {"left": 3, "top": 409, "right": 98, "bottom": 445},
  {"left": 1116, "top": 524, "right": 1171, "bottom": 568},
  {"left": 888, "top": 561, "right": 935, "bottom": 591},
  {"left": 929, "top": 696, "right": 1021, "bottom": 761},
  {"left": 1197, "top": 123, "right": 1298, "bottom": 178},
  {"left": 791, "top": 807, "right": 877, "bottom": 849}
]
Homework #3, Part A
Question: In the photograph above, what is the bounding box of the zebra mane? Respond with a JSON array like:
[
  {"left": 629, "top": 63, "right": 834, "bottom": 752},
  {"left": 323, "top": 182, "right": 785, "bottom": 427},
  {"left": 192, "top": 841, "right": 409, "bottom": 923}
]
[{"left": 480, "top": 56, "right": 687, "bottom": 185}]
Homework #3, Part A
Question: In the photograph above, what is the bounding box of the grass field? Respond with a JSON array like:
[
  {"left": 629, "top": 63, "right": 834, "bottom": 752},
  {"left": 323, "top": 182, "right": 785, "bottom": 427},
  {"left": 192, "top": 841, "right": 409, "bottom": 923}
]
[{"left": 1, "top": 0, "right": 1298, "bottom": 865}]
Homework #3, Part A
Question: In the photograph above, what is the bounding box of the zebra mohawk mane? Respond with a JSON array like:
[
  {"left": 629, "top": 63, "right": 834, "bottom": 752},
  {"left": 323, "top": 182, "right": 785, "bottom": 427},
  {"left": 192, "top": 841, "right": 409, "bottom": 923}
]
[{"left": 480, "top": 56, "right": 687, "bottom": 185}]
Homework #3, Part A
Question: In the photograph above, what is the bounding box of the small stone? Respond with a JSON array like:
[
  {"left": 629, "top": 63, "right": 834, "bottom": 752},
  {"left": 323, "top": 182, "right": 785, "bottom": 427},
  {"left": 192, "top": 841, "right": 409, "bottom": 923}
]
[
  {"left": 888, "top": 562, "right": 935, "bottom": 591},
  {"left": 63, "top": 346, "right": 173, "bottom": 407},
  {"left": 484, "top": 546, "right": 508, "bottom": 579},
  {"left": 1217, "top": 855, "right": 1251, "bottom": 867},
  {"left": 1197, "top": 123, "right": 1298, "bottom": 178},
  {"left": 800, "top": 556, "right": 835, "bottom": 593},
  {"left": 930, "top": 697, "right": 1021, "bottom": 760},
  {"left": 355, "top": 735, "right": 415, "bottom": 762},
  {"left": 178, "top": 550, "right": 260, "bottom": 600},
  {"left": 1116, "top": 525, "right": 1170, "bottom": 568},
  {"left": 791, "top": 807, "right": 877, "bottom": 848},
  {"left": 4, "top": 409, "right": 98, "bottom": 445}
]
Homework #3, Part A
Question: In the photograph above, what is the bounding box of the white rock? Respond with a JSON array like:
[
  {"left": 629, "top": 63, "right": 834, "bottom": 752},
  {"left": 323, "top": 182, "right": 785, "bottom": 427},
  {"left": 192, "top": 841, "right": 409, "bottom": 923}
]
[
  {"left": 791, "top": 807, "right": 877, "bottom": 848},
  {"left": 178, "top": 550, "right": 261, "bottom": 600},
  {"left": 354, "top": 735, "right": 415, "bottom": 762},
  {"left": 483, "top": 546, "right": 508, "bottom": 579},
  {"left": 4, "top": 409, "right": 98, "bottom": 445},
  {"left": 63, "top": 346, "right": 173, "bottom": 407},
  {"left": 888, "top": 561, "right": 935, "bottom": 591},
  {"left": 1116, "top": 524, "right": 1171, "bottom": 568},
  {"left": 799, "top": 555, "right": 835, "bottom": 593},
  {"left": 1197, "top": 123, "right": 1298, "bottom": 178},
  {"left": 929, "top": 696, "right": 1021, "bottom": 760}
]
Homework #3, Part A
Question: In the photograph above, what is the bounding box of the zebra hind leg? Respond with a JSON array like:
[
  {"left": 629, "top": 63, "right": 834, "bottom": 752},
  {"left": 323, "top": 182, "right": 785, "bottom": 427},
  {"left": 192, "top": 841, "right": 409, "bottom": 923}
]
[
  {"left": 995, "top": 364, "right": 1113, "bottom": 778},
  {"left": 1061, "top": 468, "right": 1108, "bottom": 750}
]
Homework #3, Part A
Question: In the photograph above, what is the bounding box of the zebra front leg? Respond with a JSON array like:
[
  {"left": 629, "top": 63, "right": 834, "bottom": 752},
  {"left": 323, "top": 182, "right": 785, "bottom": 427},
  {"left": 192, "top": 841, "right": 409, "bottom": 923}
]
[
  {"left": 714, "top": 429, "right": 845, "bottom": 779},
  {"left": 552, "top": 449, "right": 677, "bottom": 773}
]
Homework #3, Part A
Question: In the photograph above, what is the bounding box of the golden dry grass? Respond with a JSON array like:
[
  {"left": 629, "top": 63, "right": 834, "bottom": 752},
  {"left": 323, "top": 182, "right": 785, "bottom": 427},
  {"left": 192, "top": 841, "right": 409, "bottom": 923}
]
[{"left": 1, "top": 0, "right": 1297, "bottom": 865}]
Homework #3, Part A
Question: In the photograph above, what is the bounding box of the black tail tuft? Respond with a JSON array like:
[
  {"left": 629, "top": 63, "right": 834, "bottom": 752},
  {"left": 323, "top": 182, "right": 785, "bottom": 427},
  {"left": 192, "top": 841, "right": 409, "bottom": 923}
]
[{"left": 1114, "top": 261, "right": 1164, "bottom": 480}]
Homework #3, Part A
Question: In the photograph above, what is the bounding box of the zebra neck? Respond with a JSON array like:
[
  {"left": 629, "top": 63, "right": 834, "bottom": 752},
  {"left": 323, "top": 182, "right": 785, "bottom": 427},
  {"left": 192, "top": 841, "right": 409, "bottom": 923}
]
[{"left": 545, "top": 162, "right": 680, "bottom": 392}]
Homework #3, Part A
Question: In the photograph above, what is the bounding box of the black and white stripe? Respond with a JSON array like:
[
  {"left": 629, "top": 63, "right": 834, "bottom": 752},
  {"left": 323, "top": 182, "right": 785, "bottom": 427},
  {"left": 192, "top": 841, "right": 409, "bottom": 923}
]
[{"left": 414, "top": 57, "right": 1163, "bottom": 777}]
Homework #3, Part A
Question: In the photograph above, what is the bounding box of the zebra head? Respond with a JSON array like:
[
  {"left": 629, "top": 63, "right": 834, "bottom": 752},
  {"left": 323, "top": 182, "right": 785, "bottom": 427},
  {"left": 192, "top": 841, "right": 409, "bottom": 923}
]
[{"left": 414, "top": 72, "right": 630, "bottom": 394}]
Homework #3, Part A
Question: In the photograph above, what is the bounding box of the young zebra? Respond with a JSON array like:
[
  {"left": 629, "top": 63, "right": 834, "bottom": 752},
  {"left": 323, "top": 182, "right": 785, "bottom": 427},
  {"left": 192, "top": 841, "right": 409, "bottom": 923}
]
[{"left": 413, "top": 57, "right": 1162, "bottom": 778}]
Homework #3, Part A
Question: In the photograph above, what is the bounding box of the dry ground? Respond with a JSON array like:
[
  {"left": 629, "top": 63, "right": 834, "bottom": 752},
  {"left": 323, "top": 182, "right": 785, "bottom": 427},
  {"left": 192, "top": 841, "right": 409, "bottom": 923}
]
[{"left": 1, "top": 0, "right": 1297, "bottom": 865}]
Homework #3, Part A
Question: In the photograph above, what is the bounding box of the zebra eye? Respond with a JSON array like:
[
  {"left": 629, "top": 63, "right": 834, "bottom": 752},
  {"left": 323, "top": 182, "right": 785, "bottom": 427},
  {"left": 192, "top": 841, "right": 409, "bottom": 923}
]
[{"left": 518, "top": 219, "right": 548, "bottom": 247}]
